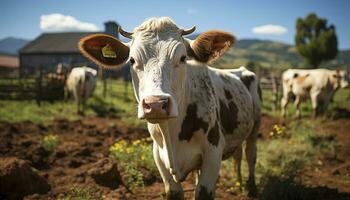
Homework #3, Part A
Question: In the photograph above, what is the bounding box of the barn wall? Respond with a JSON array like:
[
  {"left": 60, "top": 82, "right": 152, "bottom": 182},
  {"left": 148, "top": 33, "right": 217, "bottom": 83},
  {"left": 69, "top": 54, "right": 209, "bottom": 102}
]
[{"left": 19, "top": 53, "right": 98, "bottom": 76}]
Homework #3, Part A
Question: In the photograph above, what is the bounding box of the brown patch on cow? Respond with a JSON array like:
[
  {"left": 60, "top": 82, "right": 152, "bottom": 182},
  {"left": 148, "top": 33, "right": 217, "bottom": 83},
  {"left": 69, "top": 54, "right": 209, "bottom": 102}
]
[
  {"left": 207, "top": 122, "right": 220, "bottom": 146},
  {"left": 224, "top": 89, "right": 233, "bottom": 100},
  {"left": 197, "top": 185, "right": 214, "bottom": 200},
  {"left": 189, "top": 30, "right": 235, "bottom": 63},
  {"left": 283, "top": 79, "right": 289, "bottom": 84},
  {"left": 219, "top": 99, "right": 239, "bottom": 135},
  {"left": 240, "top": 75, "right": 255, "bottom": 90},
  {"left": 295, "top": 74, "right": 310, "bottom": 85},
  {"left": 79, "top": 34, "right": 129, "bottom": 68},
  {"left": 178, "top": 104, "right": 209, "bottom": 142}
]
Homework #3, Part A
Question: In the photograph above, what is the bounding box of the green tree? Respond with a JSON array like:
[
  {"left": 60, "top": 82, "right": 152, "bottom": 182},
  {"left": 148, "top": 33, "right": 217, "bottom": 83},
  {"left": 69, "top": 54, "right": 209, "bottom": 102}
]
[{"left": 295, "top": 13, "right": 338, "bottom": 68}]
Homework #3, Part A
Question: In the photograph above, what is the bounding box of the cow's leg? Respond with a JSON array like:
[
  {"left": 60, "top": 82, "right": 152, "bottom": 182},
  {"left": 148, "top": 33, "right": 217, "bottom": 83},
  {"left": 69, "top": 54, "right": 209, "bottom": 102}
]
[
  {"left": 311, "top": 92, "right": 320, "bottom": 118},
  {"left": 195, "top": 150, "right": 221, "bottom": 200},
  {"left": 281, "top": 93, "right": 290, "bottom": 118},
  {"left": 233, "top": 146, "right": 242, "bottom": 186},
  {"left": 245, "top": 120, "right": 259, "bottom": 197},
  {"left": 153, "top": 144, "right": 183, "bottom": 200},
  {"left": 294, "top": 95, "right": 301, "bottom": 118}
]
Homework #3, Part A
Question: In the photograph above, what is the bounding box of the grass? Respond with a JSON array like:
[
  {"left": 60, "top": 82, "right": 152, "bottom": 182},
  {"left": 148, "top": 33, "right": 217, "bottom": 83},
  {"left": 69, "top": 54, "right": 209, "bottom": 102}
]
[
  {"left": 0, "top": 79, "right": 143, "bottom": 126},
  {"left": 58, "top": 186, "right": 103, "bottom": 200}
]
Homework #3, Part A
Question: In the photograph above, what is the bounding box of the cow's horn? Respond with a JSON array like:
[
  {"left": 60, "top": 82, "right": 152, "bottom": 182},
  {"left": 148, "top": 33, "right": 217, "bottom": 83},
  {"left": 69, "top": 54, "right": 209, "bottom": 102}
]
[
  {"left": 181, "top": 26, "right": 196, "bottom": 36},
  {"left": 118, "top": 27, "right": 133, "bottom": 39}
]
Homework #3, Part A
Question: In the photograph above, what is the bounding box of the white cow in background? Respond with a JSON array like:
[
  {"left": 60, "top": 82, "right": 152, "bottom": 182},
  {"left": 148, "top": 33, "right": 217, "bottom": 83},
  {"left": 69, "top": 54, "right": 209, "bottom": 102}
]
[
  {"left": 78, "top": 17, "right": 261, "bottom": 199},
  {"left": 66, "top": 66, "right": 97, "bottom": 114},
  {"left": 281, "top": 68, "right": 349, "bottom": 118}
]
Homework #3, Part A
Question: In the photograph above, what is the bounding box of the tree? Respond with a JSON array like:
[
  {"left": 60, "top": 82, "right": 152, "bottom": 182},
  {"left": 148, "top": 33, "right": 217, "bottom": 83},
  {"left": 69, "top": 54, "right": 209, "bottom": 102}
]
[{"left": 295, "top": 13, "right": 338, "bottom": 68}]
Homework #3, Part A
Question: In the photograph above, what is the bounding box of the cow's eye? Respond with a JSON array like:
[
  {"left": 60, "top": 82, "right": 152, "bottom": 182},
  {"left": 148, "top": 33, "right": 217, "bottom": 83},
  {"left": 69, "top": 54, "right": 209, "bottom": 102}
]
[
  {"left": 129, "top": 57, "right": 135, "bottom": 65},
  {"left": 180, "top": 55, "right": 187, "bottom": 63}
]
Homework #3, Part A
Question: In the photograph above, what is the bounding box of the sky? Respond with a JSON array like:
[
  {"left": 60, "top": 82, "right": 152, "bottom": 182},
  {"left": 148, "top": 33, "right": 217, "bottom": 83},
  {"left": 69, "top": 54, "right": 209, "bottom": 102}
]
[{"left": 0, "top": 0, "right": 350, "bottom": 49}]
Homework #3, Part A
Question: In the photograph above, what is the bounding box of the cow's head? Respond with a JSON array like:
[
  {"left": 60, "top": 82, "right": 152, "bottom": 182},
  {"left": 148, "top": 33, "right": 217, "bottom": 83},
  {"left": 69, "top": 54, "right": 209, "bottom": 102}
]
[{"left": 79, "top": 17, "right": 235, "bottom": 123}]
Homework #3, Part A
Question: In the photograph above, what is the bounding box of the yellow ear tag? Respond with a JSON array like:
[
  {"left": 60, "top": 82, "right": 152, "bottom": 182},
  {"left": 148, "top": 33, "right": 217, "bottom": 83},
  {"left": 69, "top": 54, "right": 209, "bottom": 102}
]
[{"left": 101, "top": 44, "right": 116, "bottom": 58}]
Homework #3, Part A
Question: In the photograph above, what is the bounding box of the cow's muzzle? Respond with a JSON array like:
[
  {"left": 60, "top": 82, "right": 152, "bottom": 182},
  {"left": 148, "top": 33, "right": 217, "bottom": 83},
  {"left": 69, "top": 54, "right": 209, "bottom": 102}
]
[{"left": 140, "top": 95, "right": 175, "bottom": 123}]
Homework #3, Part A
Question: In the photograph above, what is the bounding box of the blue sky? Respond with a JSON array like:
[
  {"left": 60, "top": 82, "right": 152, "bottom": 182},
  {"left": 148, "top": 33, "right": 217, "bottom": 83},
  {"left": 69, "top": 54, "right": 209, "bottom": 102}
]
[{"left": 1, "top": 0, "right": 350, "bottom": 49}]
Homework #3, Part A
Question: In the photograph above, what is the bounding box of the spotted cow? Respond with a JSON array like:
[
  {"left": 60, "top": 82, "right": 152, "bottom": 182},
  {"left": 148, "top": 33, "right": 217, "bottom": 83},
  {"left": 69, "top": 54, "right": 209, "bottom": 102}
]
[
  {"left": 78, "top": 17, "right": 261, "bottom": 199},
  {"left": 281, "top": 68, "right": 349, "bottom": 118}
]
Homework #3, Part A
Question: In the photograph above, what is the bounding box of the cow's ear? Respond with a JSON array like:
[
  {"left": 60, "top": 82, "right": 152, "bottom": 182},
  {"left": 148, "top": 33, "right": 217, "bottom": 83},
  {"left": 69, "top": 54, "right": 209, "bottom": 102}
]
[
  {"left": 187, "top": 30, "right": 235, "bottom": 63},
  {"left": 79, "top": 34, "right": 129, "bottom": 68}
]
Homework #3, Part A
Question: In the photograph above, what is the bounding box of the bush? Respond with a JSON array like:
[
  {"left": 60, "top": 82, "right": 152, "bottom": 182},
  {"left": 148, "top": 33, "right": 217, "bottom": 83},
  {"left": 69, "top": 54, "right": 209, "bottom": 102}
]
[
  {"left": 109, "top": 138, "right": 158, "bottom": 191},
  {"left": 41, "top": 134, "right": 61, "bottom": 152}
]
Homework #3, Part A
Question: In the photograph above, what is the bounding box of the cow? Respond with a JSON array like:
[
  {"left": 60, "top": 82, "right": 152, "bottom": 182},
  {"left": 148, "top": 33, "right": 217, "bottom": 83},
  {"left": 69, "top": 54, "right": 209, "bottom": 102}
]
[
  {"left": 78, "top": 17, "right": 261, "bottom": 199},
  {"left": 281, "top": 68, "right": 349, "bottom": 118},
  {"left": 66, "top": 66, "right": 97, "bottom": 114}
]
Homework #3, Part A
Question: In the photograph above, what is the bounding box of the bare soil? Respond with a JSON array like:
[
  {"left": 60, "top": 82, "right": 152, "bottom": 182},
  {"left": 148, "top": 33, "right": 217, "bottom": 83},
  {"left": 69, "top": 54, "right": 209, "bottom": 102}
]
[{"left": 0, "top": 115, "right": 349, "bottom": 200}]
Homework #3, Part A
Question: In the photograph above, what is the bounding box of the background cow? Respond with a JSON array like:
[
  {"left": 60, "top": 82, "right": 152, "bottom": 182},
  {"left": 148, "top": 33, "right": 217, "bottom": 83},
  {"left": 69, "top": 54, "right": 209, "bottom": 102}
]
[
  {"left": 66, "top": 66, "right": 97, "bottom": 114},
  {"left": 78, "top": 17, "right": 261, "bottom": 199},
  {"left": 281, "top": 68, "right": 349, "bottom": 118}
]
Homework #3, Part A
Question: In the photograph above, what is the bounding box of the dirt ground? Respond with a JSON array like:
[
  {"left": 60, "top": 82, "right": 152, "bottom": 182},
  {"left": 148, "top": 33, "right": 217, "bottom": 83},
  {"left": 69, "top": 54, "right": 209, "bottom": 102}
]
[{"left": 0, "top": 115, "right": 349, "bottom": 200}]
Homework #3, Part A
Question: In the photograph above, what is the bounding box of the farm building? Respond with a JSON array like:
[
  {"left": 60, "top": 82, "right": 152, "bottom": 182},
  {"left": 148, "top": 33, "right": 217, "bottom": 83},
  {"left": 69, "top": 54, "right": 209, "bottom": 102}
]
[
  {"left": 0, "top": 53, "right": 19, "bottom": 77},
  {"left": 19, "top": 21, "right": 129, "bottom": 78}
]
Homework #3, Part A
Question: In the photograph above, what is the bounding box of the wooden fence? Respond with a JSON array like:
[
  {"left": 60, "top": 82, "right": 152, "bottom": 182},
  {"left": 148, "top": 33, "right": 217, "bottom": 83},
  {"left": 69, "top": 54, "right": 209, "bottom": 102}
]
[
  {"left": 259, "top": 72, "right": 282, "bottom": 112},
  {"left": 0, "top": 68, "right": 65, "bottom": 105}
]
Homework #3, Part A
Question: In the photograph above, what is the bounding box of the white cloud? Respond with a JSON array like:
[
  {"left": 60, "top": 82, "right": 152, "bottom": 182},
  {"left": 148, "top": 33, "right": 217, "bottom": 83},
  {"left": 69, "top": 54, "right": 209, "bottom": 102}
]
[
  {"left": 40, "top": 13, "right": 99, "bottom": 32},
  {"left": 252, "top": 24, "right": 287, "bottom": 35},
  {"left": 187, "top": 9, "right": 199, "bottom": 15}
]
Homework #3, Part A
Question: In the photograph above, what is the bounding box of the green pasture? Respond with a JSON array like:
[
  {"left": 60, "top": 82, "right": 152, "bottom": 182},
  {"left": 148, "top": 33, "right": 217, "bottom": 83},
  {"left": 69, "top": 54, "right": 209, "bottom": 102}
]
[{"left": 0, "top": 78, "right": 348, "bottom": 124}]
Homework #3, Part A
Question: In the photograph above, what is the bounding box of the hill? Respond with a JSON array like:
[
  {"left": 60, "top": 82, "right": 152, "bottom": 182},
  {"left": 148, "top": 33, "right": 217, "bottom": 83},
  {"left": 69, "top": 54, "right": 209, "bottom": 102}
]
[
  {"left": 212, "top": 39, "right": 350, "bottom": 71},
  {"left": 0, "top": 37, "right": 29, "bottom": 55}
]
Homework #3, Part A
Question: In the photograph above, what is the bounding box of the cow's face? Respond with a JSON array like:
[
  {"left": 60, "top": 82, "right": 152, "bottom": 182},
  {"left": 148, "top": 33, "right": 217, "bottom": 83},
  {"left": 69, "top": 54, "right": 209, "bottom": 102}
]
[
  {"left": 78, "top": 17, "right": 235, "bottom": 123},
  {"left": 127, "top": 26, "right": 189, "bottom": 123}
]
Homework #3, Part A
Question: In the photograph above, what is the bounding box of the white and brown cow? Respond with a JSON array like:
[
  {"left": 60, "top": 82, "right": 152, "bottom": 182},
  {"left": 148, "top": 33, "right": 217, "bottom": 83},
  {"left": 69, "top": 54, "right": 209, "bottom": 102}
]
[
  {"left": 281, "top": 68, "right": 349, "bottom": 118},
  {"left": 66, "top": 66, "right": 97, "bottom": 114},
  {"left": 78, "top": 17, "right": 261, "bottom": 199}
]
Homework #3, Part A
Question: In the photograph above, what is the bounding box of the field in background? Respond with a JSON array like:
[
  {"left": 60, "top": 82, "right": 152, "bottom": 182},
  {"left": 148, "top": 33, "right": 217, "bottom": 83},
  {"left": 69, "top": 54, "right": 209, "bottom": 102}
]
[{"left": 0, "top": 79, "right": 349, "bottom": 199}]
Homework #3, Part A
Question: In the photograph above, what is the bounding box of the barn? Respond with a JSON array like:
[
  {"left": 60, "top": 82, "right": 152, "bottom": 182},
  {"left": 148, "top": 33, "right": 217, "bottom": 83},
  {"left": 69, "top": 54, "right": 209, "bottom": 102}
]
[
  {"left": 0, "top": 53, "right": 19, "bottom": 77},
  {"left": 19, "top": 21, "right": 127, "bottom": 77}
]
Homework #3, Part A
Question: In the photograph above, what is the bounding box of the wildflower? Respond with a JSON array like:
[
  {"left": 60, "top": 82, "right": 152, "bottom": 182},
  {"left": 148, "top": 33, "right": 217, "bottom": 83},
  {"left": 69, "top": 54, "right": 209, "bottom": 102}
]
[{"left": 235, "top": 181, "right": 241, "bottom": 187}]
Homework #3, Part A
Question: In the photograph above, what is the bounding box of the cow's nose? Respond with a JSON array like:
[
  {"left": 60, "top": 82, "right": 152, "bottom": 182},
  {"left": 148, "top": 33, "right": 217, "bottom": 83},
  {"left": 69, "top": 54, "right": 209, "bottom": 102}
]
[{"left": 142, "top": 96, "right": 170, "bottom": 115}]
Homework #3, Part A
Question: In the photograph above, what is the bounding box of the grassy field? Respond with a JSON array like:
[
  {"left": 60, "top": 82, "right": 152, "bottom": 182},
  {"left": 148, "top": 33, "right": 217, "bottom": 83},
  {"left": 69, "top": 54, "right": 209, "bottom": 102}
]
[
  {"left": 1, "top": 78, "right": 348, "bottom": 124},
  {"left": 0, "top": 79, "right": 144, "bottom": 126}
]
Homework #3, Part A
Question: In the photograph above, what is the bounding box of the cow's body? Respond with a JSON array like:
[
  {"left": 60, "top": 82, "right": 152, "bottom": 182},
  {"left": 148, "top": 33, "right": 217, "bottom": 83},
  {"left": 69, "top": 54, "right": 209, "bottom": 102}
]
[
  {"left": 66, "top": 66, "right": 97, "bottom": 114},
  {"left": 149, "top": 64, "right": 261, "bottom": 198},
  {"left": 281, "top": 68, "right": 349, "bottom": 118},
  {"left": 79, "top": 17, "right": 261, "bottom": 199}
]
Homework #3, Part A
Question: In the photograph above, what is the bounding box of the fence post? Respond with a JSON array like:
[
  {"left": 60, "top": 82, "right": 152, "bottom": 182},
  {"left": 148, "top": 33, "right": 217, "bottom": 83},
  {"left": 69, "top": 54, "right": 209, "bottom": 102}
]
[
  {"left": 36, "top": 65, "right": 43, "bottom": 106},
  {"left": 271, "top": 73, "right": 278, "bottom": 112}
]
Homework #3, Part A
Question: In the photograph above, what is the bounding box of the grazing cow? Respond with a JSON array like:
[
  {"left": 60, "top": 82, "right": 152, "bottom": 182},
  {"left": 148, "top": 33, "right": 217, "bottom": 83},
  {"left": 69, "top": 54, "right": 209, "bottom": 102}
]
[
  {"left": 281, "top": 68, "right": 349, "bottom": 118},
  {"left": 66, "top": 66, "right": 97, "bottom": 114},
  {"left": 78, "top": 17, "right": 261, "bottom": 199}
]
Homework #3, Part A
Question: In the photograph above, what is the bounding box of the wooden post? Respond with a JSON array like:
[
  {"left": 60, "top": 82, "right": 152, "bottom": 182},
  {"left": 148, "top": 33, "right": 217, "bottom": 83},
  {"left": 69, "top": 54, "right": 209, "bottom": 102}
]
[
  {"left": 271, "top": 73, "right": 278, "bottom": 112},
  {"left": 98, "top": 66, "right": 107, "bottom": 98},
  {"left": 36, "top": 65, "right": 43, "bottom": 106}
]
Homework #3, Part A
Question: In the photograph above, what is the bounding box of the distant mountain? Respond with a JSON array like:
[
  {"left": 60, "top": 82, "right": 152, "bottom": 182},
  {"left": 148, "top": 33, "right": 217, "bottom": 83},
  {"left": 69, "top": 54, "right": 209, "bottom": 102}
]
[
  {"left": 212, "top": 38, "right": 350, "bottom": 71},
  {"left": 0, "top": 37, "right": 30, "bottom": 55}
]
